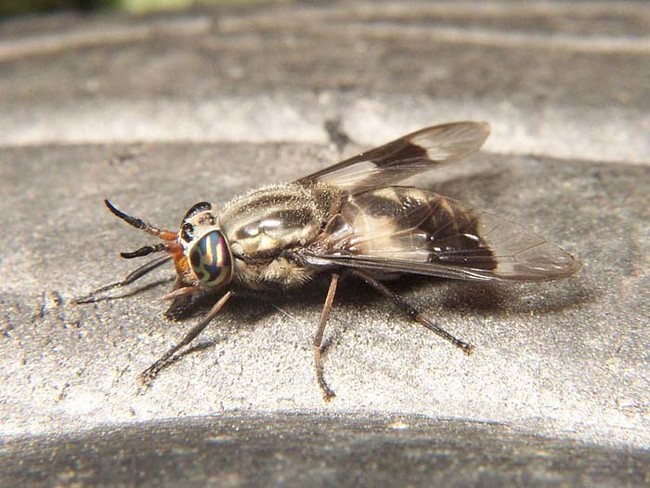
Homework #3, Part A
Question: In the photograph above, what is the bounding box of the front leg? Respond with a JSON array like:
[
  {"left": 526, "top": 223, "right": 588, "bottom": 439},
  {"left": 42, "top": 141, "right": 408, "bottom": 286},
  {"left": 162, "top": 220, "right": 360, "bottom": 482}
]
[
  {"left": 140, "top": 291, "right": 234, "bottom": 386},
  {"left": 72, "top": 255, "right": 172, "bottom": 304},
  {"left": 164, "top": 278, "right": 205, "bottom": 320}
]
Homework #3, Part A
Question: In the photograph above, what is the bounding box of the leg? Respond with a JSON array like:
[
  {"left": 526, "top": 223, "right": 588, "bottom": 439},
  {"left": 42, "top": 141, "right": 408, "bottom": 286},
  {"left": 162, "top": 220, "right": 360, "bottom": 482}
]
[
  {"left": 351, "top": 270, "right": 473, "bottom": 355},
  {"left": 164, "top": 278, "right": 201, "bottom": 320},
  {"left": 161, "top": 285, "right": 201, "bottom": 301},
  {"left": 140, "top": 290, "right": 234, "bottom": 386},
  {"left": 72, "top": 255, "right": 172, "bottom": 304},
  {"left": 313, "top": 273, "right": 339, "bottom": 401},
  {"left": 163, "top": 284, "right": 204, "bottom": 321}
]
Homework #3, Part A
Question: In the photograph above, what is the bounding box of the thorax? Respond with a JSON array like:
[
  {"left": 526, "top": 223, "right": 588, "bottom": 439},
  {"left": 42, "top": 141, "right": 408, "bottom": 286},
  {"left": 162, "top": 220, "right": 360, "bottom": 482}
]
[{"left": 220, "top": 182, "right": 340, "bottom": 288}]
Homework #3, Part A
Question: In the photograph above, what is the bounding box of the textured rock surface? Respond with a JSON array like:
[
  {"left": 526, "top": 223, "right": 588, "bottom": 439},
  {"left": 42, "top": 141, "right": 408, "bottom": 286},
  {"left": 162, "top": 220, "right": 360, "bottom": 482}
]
[{"left": 1, "top": 2, "right": 648, "bottom": 485}]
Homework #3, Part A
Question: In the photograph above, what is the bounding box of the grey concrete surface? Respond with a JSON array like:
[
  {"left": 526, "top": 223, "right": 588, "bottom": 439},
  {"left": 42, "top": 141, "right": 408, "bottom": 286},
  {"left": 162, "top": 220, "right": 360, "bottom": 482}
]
[
  {"left": 2, "top": 415, "right": 650, "bottom": 487},
  {"left": 1, "top": 140, "right": 648, "bottom": 439},
  {"left": 1, "top": 1, "right": 649, "bottom": 486}
]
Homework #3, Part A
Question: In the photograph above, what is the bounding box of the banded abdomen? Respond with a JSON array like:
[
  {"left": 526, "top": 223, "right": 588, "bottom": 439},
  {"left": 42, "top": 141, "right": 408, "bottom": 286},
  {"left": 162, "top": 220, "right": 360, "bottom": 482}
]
[{"left": 308, "top": 186, "right": 578, "bottom": 281}]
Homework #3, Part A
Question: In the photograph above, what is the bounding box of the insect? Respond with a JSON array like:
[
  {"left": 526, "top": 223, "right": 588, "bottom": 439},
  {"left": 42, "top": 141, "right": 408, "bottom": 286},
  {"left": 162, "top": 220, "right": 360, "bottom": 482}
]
[{"left": 75, "top": 121, "right": 580, "bottom": 400}]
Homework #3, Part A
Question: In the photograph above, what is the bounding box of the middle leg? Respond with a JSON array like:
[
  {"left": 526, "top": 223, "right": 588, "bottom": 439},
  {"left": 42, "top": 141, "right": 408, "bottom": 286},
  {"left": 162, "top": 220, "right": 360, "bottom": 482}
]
[{"left": 313, "top": 273, "right": 340, "bottom": 401}]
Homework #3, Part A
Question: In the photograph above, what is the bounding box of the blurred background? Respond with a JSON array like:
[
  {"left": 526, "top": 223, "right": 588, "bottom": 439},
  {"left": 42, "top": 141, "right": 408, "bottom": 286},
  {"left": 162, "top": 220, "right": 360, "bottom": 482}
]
[{"left": 0, "top": 0, "right": 263, "bottom": 17}]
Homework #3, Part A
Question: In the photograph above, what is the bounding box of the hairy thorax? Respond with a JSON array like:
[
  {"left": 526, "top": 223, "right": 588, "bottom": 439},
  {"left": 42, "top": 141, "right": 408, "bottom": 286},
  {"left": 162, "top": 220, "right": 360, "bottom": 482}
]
[{"left": 220, "top": 182, "right": 341, "bottom": 289}]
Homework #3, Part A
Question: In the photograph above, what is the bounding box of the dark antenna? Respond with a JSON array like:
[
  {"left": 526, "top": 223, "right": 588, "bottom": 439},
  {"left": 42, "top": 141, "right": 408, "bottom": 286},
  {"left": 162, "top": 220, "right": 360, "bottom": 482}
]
[
  {"left": 120, "top": 243, "right": 167, "bottom": 259},
  {"left": 105, "top": 200, "right": 177, "bottom": 240}
]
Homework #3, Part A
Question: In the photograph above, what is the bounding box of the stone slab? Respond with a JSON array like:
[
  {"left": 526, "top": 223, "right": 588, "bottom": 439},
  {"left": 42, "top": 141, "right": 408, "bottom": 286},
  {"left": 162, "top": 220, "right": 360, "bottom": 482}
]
[
  {"left": 1, "top": 141, "right": 648, "bottom": 448},
  {"left": 0, "top": 2, "right": 649, "bottom": 486}
]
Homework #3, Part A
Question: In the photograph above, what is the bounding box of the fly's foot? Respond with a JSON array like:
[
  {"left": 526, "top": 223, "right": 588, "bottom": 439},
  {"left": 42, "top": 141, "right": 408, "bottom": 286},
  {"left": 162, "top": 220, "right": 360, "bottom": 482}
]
[
  {"left": 139, "top": 363, "right": 163, "bottom": 387},
  {"left": 462, "top": 342, "right": 475, "bottom": 355},
  {"left": 314, "top": 344, "right": 336, "bottom": 401}
]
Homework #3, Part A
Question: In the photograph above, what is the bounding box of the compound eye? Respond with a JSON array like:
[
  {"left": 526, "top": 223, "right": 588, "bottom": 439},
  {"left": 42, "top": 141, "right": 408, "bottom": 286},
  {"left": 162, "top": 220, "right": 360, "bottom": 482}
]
[{"left": 188, "top": 230, "right": 233, "bottom": 287}]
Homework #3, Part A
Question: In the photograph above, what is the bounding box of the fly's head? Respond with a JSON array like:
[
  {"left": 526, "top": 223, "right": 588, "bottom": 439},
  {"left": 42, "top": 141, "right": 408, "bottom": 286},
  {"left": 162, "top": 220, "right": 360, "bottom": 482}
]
[
  {"left": 178, "top": 202, "right": 234, "bottom": 289},
  {"left": 102, "top": 199, "right": 233, "bottom": 291}
]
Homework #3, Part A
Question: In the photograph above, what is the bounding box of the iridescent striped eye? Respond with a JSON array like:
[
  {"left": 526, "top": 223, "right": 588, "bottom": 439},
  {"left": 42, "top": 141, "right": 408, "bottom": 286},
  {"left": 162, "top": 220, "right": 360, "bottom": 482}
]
[{"left": 188, "top": 230, "right": 233, "bottom": 287}]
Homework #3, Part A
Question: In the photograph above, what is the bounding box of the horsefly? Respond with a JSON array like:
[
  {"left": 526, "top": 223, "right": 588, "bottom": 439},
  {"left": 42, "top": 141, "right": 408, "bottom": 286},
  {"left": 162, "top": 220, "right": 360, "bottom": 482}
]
[{"left": 74, "top": 122, "right": 580, "bottom": 400}]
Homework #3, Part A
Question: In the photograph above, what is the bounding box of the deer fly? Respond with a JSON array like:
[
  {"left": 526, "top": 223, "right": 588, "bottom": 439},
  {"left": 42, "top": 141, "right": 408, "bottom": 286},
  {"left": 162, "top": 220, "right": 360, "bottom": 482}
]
[{"left": 74, "top": 121, "right": 580, "bottom": 400}]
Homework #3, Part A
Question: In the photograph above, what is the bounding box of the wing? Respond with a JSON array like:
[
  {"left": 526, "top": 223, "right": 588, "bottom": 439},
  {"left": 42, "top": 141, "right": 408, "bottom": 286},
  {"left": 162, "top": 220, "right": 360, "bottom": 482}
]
[
  {"left": 297, "top": 121, "right": 490, "bottom": 193},
  {"left": 301, "top": 187, "right": 580, "bottom": 282}
]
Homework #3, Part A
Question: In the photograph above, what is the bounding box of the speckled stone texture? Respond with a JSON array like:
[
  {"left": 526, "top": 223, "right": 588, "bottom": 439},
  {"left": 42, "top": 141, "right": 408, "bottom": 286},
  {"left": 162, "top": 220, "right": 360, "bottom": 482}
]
[{"left": 0, "top": 2, "right": 648, "bottom": 486}]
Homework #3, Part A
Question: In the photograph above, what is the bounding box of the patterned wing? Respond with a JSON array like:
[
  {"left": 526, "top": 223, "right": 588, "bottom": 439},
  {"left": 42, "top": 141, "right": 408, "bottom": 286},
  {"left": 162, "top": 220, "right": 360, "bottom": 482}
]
[
  {"left": 302, "top": 187, "right": 580, "bottom": 282},
  {"left": 298, "top": 122, "right": 490, "bottom": 193}
]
